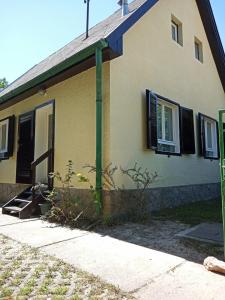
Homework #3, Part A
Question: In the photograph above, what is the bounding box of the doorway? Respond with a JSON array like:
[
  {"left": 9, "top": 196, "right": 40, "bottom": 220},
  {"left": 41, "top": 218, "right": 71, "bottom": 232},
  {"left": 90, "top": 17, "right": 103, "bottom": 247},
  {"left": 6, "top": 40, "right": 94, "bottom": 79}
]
[
  {"left": 16, "top": 100, "right": 55, "bottom": 185},
  {"left": 16, "top": 112, "right": 35, "bottom": 184}
]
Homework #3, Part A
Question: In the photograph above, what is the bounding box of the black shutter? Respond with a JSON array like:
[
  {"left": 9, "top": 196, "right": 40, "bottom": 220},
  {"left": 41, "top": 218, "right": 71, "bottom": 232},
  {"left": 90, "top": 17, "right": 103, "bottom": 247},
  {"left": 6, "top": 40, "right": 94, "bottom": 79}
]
[
  {"left": 198, "top": 113, "right": 206, "bottom": 157},
  {"left": 180, "top": 107, "right": 195, "bottom": 154},
  {"left": 7, "top": 115, "right": 15, "bottom": 157},
  {"left": 146, "top": 89, "right": 157, "bottom": 149}
]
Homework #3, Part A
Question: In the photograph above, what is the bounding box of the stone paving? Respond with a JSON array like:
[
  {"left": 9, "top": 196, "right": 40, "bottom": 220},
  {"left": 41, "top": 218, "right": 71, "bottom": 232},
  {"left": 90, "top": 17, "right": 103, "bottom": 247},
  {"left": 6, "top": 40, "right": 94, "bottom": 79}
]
[{"left": 0, "top": 234, "right": 132, "bottom": 299}]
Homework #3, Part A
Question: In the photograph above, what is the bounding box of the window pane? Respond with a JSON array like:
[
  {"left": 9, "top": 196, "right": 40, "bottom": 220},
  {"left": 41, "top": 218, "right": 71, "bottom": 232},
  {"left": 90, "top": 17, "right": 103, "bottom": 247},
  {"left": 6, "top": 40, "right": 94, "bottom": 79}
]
[
  {"left": 172, "top": 23, "right": 178, "bottom": 42},
  {"left": 206, "top": 122, "right": 212, "bottom": 149},
  {"left": 158, "top": 143, "right": 175, "bottom": 153},
  {"left": 157, "top": 103, "right": 162, "bottom": 140},
  {"left": 165, "top": 106, "right": 173, "bottom": 141},
  {"left": 195, "top": 42, "right": 200, "bottom": 60},
  {"left": 1, "top": 124, "right": 7, "bottom": 151}
]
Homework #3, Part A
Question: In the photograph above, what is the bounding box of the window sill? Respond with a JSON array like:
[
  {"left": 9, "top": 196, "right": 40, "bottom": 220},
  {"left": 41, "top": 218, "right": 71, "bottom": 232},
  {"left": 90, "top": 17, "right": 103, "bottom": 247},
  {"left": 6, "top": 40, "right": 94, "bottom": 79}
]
[
  {"left": 204, "top": 156, "right": 219, "bottom": 161},
  {"left": 171, "top": 40, "right": 183, "bottom": 48},
  {"left": 155, "top": 150, "right": 181, "bottom": 157}
]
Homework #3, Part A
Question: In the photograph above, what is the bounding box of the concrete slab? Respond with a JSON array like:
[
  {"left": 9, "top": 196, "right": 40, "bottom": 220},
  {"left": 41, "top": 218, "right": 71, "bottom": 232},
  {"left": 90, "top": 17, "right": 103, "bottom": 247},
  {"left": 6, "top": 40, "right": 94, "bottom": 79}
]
[
  {"left": 43, "top": 232, "right": 185, "bottom": 292},
  {"left": 0, "top": 214, "right": 90, "bottom": 248},
  {"left": 134, "top": 261, "right": 225, "bottom": 300},
  {"left": 0, "top": 212, "right": 38, "bottom": 227},
  {"left": 177, "top": 223, "right": 224, "bottom": 246}
]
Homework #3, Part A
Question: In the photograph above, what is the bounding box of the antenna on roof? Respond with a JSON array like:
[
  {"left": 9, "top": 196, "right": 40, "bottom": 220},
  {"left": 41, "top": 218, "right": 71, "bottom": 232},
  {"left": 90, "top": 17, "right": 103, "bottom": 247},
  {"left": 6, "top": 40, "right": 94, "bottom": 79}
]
[
  {"left": 117, "top": 0, "right": 129, "bottom": 16},
  {"left": 84, "top": 0, "right": 90, "bottom": 39}
]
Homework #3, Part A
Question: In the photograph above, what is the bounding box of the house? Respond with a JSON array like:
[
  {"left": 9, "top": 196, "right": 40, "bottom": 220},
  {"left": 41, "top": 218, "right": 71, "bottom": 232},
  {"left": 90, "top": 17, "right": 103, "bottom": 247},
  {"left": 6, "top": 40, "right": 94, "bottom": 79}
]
[{"left": 0, "top": 0, "right": 225, "bottom": 219}]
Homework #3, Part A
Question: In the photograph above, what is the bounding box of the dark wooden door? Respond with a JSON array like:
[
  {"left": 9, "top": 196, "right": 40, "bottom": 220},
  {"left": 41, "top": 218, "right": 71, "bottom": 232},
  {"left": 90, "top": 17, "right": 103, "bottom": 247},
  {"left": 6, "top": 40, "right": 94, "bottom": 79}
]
[{"left": 16, "top": 112, "right": 35, "bottom": 184}]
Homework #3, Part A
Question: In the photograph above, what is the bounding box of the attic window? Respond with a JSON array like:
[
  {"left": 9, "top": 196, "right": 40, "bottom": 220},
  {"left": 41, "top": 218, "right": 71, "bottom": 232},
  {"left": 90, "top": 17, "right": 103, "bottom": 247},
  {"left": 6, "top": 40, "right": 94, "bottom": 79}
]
[
  {"left": 171, "top": 15, "right": 183, "bottom": 46},
  {"left": 195, "top": 37, "right": 203, "bottom": 63}
]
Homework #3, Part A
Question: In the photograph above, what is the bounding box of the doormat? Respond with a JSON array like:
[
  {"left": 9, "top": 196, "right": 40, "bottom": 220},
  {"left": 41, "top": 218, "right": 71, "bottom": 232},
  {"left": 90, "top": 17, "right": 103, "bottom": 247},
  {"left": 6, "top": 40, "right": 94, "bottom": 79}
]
[{"left": 176, "top": 223, "right": 223, "bottom": 246}]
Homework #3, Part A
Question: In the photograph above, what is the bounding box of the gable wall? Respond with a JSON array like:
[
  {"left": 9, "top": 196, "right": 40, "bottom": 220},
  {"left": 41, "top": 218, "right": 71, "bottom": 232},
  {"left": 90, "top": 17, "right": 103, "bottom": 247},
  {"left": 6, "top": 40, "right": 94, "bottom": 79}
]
[{"left": 109, "top": 0, "right": 225, "bottom": 188}]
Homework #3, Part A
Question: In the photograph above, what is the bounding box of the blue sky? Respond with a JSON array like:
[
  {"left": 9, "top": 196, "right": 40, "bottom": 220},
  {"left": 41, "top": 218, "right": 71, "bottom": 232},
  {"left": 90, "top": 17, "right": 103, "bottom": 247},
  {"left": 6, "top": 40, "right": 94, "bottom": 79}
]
[{"left": 1, "top": 0, "right": 224, "bottom": 83}]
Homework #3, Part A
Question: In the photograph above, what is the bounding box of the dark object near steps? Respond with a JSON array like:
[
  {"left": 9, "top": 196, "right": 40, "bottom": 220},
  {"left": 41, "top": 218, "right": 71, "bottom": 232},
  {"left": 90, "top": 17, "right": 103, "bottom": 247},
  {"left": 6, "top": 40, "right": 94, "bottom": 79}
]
[{"left": 2, "top": 186, "right": 50, "bottom": 219}]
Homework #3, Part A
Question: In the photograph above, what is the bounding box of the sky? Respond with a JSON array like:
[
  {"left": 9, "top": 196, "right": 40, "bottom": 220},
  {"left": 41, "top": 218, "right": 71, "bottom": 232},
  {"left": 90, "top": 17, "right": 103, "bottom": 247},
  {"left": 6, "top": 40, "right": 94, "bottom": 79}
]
[{"left": 1, "top": 0, "right": 225, "bottom": 84}]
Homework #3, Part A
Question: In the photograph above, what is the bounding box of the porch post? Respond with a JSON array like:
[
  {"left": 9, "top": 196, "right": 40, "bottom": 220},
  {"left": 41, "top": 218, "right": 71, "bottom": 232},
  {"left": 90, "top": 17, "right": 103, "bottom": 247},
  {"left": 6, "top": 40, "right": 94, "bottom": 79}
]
[{"left": 95, "top": 46, "right": 103, "bottom": 214}]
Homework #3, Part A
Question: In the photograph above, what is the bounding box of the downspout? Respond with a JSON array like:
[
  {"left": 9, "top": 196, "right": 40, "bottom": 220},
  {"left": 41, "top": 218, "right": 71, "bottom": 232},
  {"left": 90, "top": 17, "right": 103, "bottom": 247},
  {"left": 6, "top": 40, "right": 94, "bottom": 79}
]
[{"left": 95, "top": 40, "right": 108, "bottom": 214}]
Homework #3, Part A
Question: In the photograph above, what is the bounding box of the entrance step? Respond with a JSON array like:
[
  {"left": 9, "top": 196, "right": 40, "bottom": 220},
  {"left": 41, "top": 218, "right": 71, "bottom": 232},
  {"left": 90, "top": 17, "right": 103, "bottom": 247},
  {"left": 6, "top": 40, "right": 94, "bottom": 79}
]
[
  {"left": 3, "top": 206, "right": 23, "bottom": 213},
  {"left": 2, "top": 185, "right": 50, "bottom": 219},
  {"left": 14, "top": 198, "right": 30, "bottom": 204}
]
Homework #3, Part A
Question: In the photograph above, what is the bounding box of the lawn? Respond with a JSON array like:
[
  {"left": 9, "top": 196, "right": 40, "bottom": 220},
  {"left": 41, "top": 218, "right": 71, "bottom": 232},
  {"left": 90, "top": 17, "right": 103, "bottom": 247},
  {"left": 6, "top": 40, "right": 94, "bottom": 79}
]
[{"left": 153, "top": 199, "right": 222, "bottom": 225}]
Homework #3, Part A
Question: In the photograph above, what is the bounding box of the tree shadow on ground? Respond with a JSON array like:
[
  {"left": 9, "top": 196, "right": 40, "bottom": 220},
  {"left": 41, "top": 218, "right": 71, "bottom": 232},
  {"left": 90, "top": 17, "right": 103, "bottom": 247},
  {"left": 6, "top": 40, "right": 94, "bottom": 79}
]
[{"left": 93, "top": 219, "right": 224, "bottom": 264}]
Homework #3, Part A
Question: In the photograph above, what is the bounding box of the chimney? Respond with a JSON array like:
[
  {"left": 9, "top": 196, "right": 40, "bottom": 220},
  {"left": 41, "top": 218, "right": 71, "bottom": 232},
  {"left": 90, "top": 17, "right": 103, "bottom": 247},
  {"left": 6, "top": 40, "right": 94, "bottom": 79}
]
[{"left": 118, "top": 0, "right": 129, "bottom": 16}]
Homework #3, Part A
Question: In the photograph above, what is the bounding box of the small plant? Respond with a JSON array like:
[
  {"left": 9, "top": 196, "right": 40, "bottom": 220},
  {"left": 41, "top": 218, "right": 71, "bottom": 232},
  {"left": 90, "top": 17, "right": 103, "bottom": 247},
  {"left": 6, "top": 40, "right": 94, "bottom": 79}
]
[
  {"left": 42, "top": 161, "right": 97, "bottom": 227},
  {"left": 86, "top": 162, "right": 158, "bottom": 221}
]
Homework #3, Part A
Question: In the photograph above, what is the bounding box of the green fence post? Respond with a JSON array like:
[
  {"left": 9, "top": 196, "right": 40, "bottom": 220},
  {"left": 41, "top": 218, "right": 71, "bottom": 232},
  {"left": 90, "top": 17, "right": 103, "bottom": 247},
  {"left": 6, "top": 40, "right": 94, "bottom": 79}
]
[{"left": 218, "top": 110, "right": 225, "bottom": 258}]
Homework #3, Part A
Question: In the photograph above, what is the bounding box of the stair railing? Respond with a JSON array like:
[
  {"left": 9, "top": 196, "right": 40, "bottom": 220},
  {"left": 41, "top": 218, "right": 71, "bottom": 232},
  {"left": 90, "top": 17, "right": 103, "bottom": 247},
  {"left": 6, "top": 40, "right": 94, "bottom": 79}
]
[{"left": 31, "top": 148, "right": 54, "bottom": 200}]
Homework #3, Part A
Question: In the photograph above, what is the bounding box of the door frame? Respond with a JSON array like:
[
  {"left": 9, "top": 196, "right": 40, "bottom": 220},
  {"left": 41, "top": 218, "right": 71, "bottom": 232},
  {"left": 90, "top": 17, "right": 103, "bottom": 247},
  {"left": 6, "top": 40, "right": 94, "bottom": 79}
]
[
  {"left": 16, "top": 99, "right": 55, "bottom": 185},
  {"left": 34, "top": 99, "right": 55, "bottom": 186}
]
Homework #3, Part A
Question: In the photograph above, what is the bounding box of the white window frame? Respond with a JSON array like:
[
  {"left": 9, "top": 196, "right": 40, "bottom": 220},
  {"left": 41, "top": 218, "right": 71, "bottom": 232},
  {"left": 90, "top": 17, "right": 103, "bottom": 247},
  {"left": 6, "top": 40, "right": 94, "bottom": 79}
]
[
  {"left": 172, "top": 21, "right": 178, "bottom": 43},
  {"left": 171, "top": 16, "right": 183, "bottom": 46},
  {"left": 157, "top": 99, "right": 180, "bottom": 154},
  {"left": 0, "top": 119, "right": 9, "bottom": 154},
  {"left": 204, "top": 117, "right": 218, "bottom": 158},
  {"left": 194, "top": 37, "right": 203, "bottom": 63}
]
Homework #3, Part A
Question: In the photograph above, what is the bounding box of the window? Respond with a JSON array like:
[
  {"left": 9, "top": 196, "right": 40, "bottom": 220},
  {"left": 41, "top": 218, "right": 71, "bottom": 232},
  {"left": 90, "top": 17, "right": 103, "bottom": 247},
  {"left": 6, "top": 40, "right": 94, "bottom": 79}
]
[
  {"left": 172, "top": 21, "right": 178, "bottom": 43},
  {"left": 195, "top": 37, "right": 203, "bottom": 62},
  {"left": 198, "top": 113, "right": 218, "bottom": 159},
  {"left": 0, "top": 120, "right": 8, "bottom": 153},
  {"left": 157, "top": 99, "right": 180, "bottom": 153},
  {"left": 146, "top": 90, "right": 180, "bottom": 155},
  {"left": 171, "top": 15, "right": 183, "bottom": 46},
  {"left": 0, "top": 116, "right": 15, "bottom": 160}
]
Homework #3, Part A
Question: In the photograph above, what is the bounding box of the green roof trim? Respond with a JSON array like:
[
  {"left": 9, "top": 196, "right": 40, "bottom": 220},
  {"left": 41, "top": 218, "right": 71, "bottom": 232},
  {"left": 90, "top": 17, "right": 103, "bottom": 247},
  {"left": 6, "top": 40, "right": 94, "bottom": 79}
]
[{"left": 0, "top": 39, "right": 108, "bottom": 104}]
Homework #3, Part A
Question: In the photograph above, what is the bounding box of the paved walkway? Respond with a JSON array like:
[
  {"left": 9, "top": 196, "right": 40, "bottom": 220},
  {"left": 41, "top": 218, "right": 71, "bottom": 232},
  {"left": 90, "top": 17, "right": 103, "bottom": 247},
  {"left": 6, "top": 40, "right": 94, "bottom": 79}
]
[{"left": 0, "top": 211, "right": 225, "bottom": 299}]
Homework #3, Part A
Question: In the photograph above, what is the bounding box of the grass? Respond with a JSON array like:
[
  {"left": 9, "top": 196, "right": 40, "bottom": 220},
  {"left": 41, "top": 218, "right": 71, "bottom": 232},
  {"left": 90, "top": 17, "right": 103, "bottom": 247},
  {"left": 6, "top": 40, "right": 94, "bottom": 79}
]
[{"left": 153, "top": 199, "right": 222, "bottom": 225}]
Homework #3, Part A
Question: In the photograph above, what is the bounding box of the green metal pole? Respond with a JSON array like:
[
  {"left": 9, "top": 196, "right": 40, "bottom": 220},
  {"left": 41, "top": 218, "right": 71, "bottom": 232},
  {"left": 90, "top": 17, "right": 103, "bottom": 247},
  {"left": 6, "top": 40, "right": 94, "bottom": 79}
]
[
  {"left": 95, "top": 46, "right": 103, "bottom": 214},
  {"left": 218, "top": 110, "right": 225, "bottom": 258}
]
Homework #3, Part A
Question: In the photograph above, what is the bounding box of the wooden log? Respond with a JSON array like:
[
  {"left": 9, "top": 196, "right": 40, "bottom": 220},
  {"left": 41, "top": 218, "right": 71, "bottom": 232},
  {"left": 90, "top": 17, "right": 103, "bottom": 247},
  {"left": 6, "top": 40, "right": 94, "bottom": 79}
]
[{"left": 204, "top": 257, "right": 225, "bottom": 275}]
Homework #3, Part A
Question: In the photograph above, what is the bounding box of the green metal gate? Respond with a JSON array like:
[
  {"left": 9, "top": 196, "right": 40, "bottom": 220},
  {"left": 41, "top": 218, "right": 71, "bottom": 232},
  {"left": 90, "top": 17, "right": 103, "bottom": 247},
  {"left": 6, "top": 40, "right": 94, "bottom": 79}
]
[{"left": 218, "top": 110, "right": 225, "bottom": 257}]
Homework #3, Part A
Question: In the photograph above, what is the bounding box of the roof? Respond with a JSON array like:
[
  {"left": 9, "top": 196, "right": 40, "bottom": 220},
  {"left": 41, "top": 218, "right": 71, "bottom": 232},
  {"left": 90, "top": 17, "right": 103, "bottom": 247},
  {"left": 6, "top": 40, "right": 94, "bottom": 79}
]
[{"left": 0, "top": 0, "right": 224, "bottom": 106}]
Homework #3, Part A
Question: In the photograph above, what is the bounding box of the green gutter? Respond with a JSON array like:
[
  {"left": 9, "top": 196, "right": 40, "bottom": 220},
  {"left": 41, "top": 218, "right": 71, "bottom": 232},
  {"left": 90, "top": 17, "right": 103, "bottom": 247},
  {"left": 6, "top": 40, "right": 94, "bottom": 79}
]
[
  {"left": 0, "top": 39, "right": 108, "bottom": 104},
  {"left": 95, "top": 44, "right": 104, "bottom": 214}
]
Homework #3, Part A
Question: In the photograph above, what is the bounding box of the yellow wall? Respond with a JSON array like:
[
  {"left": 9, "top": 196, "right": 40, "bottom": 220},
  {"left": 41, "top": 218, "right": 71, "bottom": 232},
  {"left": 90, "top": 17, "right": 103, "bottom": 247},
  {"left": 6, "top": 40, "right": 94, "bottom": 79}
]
[
  {"left": 0, "top": 63, "right": 110, "bottom": 186},
  {"left": 109, "top": 0, "right": 225, "bottom": 188}
]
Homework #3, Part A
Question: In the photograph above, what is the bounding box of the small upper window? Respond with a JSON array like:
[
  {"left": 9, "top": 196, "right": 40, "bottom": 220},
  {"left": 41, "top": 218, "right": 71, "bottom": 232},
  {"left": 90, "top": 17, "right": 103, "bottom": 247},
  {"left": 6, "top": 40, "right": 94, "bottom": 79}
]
[
  {"left": 195, "top": 37, "right": 203, "bottom": 63},
  {"left": 171, "top": 15, "right": 183, "bottom": 46}
]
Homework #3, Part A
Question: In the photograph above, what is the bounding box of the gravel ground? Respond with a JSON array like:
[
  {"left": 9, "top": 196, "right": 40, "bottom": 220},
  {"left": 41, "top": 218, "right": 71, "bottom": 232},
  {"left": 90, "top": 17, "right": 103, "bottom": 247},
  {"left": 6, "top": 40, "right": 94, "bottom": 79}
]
[
  {"left": 95, "top": 220, "right": 224, "bottom": 263},
  {"left": 0, "top": 234, "right": 133, "bottom": 300}
]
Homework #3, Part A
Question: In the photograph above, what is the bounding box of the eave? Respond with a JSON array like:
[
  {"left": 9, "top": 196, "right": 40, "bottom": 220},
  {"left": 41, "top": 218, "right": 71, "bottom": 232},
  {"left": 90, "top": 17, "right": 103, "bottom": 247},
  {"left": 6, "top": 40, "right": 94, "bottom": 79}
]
[{"left": 0, "top": 39, "right": 109, "bottom": 111}]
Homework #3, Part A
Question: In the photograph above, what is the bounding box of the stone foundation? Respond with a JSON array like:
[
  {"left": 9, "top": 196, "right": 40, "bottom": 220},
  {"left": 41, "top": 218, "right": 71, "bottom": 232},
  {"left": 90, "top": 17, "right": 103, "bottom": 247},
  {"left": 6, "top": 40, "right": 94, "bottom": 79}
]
[
  {"left": 0, "top": 182, "right": 221, "bottom": 220},
  {"left": 104, "top": 183, "right": 221, "bottom": 220}
]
